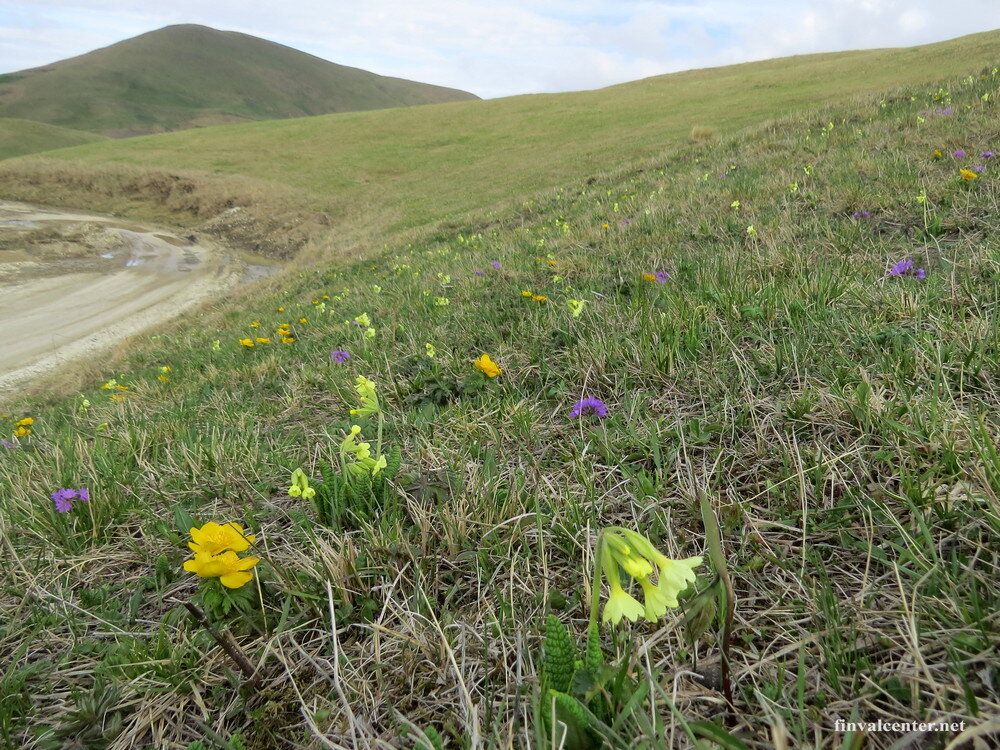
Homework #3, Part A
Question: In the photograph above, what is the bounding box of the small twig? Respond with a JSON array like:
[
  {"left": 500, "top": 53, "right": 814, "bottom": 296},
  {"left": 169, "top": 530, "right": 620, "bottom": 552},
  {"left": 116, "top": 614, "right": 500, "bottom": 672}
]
[{"left": 178, "top": 599, "right": 260, "bottom": 689}]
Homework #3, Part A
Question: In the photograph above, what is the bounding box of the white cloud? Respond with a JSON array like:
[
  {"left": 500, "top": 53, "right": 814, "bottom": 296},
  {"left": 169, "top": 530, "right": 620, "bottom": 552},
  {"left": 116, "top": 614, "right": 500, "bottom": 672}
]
[{"left": 0, "top": 1, "right": 998, "bottom": 97}]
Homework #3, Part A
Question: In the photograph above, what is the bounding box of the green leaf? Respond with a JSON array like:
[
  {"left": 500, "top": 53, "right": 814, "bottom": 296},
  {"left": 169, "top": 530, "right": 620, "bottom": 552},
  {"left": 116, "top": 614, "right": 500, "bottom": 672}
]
[{"left": 689, "top": 720, "right": 751, "bottom": 750}]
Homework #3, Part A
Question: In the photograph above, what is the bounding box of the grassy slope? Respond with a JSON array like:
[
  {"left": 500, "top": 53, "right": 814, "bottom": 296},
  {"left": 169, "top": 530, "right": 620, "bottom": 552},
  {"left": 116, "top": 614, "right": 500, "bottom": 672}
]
[
  {"left": 0, "top": 117, "right": 104, "bottom": 159},
  {"left": 1, "top": 67, "right": 998, "bottom": 748},
  {"left": 21, "top": 28, "right": 1000, "bottom": 229},
  {"left": 0, "top": 24, "right": 478, "bottom": 136}
]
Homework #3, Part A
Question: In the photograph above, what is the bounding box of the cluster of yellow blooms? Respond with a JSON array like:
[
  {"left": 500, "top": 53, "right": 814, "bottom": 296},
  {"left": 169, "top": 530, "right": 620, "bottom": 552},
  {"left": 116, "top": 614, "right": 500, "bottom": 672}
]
[
  {"left": 240, "top": 321, "right": 296, "bottom": 347},
  {"left": 10, "top": 416, "right": 33, "bottom": 437},
  {"left": 597, "top": 528, "right": 702, "bottom": 624},
  {"left": 183, "top": 522, "right": 259, "bottom": 589},
  {"left": 520, "top": 290, "right": 548, "bottom": 302}
]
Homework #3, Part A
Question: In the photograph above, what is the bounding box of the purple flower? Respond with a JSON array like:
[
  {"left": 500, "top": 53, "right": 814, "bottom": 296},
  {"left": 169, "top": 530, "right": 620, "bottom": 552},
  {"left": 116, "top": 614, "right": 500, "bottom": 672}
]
[
  {"left": 491, "top": 261, "right": 501, "bottom": 269},
  {"left": 50, "top": 486, "right": 90, "bottom": 513},
  {"left": 473, "top": 270, "right": 484, "bottom": 275},
  {"left": 1, "top": 440, "right": 13, "bottom": 449},
  {"left": 888, "top": 259, "right": 914, "bottom": 276},
  {"left": 953, "top": 150, "right": 966, "bottom": 158},
  {"left": 623, "top": 218, "right": 632, "bottom": 225},
  {"left": 653, "top": 271, "right": 671, "bottom": 283},
  {"left": 330, "top": 350, "right": 351, "bottom": 363},
  {"left": 888, "top": 259, "right": 925, "bottom": 279},
  {"left": 852, "top": 211, "right": 872, "bottom": 219},
  {"left": 973, "top": 165, "right": 986, "bottom": 173},
  {"left": 935, "top": 108, "right": 953, "bottom": 115},
  {"left": 570, "top": 397, "right": 609, "bottom": 419},
  {"left": 980, "top": 151, "right": 995, "bottom": 158}
]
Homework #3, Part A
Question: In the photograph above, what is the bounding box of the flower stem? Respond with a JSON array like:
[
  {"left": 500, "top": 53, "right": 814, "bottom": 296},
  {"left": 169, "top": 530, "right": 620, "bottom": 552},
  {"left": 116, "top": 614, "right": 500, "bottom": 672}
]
[
  {"left": 698, "top": 491, "right": 734, "bottom": 711},
  {"left": 588, "top": 529, "right": 606, "bottom": 630}
]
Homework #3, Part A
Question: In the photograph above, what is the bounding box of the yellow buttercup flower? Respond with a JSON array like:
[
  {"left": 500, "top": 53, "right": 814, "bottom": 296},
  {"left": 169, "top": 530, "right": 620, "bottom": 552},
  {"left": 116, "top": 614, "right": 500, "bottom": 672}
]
[
  {"left": 960, "top": 168, "right": 979, "bottom": 181},
  {"left": 255, "top": 337, "right": 271, "bottom": 344},
  {"left": 188, "top": 521, "right": 256, "bottom": 556},
  {"left": 14, "top": 417, "right": 33, "bottom": 427},
  {"left": 642, "top": 273, "right": 657, "bottom": 282},
  {"left": 532, "top": 295, "right": 548, "bottom": 302},
  {"left": 183, "top": 550, "right": 260, "bottom": 589},
  {"left": 250, "top": 321, "right": 260, "bottom": 328},
  {"left": 474, "top": 354, "right": 501, "bottom": 378},
  {"left": 239, "top": 338, "right": 255, "bottom": 348}
]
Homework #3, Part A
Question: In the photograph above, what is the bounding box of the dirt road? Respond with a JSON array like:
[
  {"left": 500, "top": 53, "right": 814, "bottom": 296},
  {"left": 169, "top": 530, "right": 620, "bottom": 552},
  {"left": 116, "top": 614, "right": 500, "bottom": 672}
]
[{"left": 0, "top": 200, "right": 271, "bottom": 391}]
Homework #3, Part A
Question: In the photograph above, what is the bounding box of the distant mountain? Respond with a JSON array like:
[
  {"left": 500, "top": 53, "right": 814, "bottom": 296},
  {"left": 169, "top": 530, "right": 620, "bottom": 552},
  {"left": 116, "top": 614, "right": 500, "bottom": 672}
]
[
  {"left": 0, "top": 24, "right": 479, "bottom": 136},
  {"left": 0, "top": 117, "right": 105, "bottom": 160}
]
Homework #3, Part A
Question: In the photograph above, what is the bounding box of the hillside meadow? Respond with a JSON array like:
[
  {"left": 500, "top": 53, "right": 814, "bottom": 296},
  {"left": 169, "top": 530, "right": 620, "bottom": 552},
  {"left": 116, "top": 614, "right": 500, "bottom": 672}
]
[
  {"left": 2, "top": 29, "right": 999, "bottom": 240},
  {"left": 0, "top": 117, "right": 105, "bottom": 160},
  {"left": 0, "top": 58, "right": 998, "bottom": 749}
]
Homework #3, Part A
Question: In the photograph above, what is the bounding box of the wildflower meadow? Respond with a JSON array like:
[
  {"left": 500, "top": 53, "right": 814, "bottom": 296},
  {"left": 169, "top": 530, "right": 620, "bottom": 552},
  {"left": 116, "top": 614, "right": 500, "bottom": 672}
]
[{"left": 0, "top": 67, "right": 998, "bottom": 749}]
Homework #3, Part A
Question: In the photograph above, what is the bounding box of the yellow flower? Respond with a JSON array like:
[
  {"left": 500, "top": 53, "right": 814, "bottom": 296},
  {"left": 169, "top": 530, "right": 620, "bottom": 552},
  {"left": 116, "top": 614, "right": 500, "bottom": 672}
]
[
  {"left": 211, "top": 339, "right": 221, "bottom": 351},
  {"left": 183, "top": 550, "right": 260, "bottom": 589},
  {"left": 277, "top": 306, "right": 285, "bottom": 312},
  {"left": 188, "top": 521, "right": 256, "bottom": 555},
  {"left": 567, "top": 299, "right": 585, "bottom": 318},
  {"left": 13, "top": 426, "right": 31, "bottom": 437},
  {"left": 521, "top": 290, "right": 533, "bottom": 297},
  {"left": 287, "top": 468, "right": 316, "bottom": 499},
  {"left": 239, "top": 338, "right": 255, "bottom": 348},
  {"left": 598, "top": 528, "right": 703, "bottom": 625},
  {"left": 299, "top": 317, "right": 308, "bottom": 324},
  {"left": 14, "top": 417, "right": 33, "bottom": 427},
  {"left": 933, "top": 149, "right": 943, "bottom": 158},
  {"left": 603, "top": 581, "right": 646, "bottom": 624},
  {"left": 255, "top": 337, "right": 271, "bottom": 344},
  {"left": 281, "top": 336, "right": 296, "bottom": 344},
  {"left": 474, "top": 354, "right": 501, "bottom": 378},
  {"left": 157, "top": 375, "right": 170, "bottom": 382},
  {"left": 250, "top": 321, "right": 260, "bottom": 328},
  {"left": 349, "top": 376, "right": 380, "bottom": 416},
  {"left": 110, "top": 394, "right": 126, "bottom": 402},
  {"left": 960, "top": 168, "right": 979, "bottom": 181},
  {"left": 642, "top": 273, "right": 657, "bottom": 283},
  {"left": 532, "top": 295, "right": 548, "bottom": 302},
  {"left": 159, "top": 366, "right": 172, "bottom": 374}
]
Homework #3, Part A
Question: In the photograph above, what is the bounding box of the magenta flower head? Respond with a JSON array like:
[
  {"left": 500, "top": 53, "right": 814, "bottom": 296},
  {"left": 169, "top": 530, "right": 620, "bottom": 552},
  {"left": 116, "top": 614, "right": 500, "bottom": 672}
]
[
  {"left": 980, "top": 151, "right": 995, "bottom": 158},
  {"left": 491, "top": 261, "right": 502, "bottom": 269},
  {"left": 852, "top": 210, "right": 872, "bottom": 218},
  {"left": 953, "top": 150, "right": 966, "bottom": 158},
  {"left": 51, "top": 487, "right": 88, "bottom": 513},
  {"left": 473, "top": 269, "right": 484, "bottom": 275},
  {"left": 570, "top": 397, "right": 609, "bottom": 419},
  {"left": 330, "top": 350, "right": 351, "bottom": 363},
  {"left": 1, "top": 440, "right": 14, "bottom": 449}
]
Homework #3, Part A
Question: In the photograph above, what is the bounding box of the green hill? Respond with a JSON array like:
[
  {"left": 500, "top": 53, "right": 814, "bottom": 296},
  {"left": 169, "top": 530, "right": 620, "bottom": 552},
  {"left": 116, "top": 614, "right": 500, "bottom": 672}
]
[
  {"left": 0, "top": 24, "right": 478, "bottom": 136},
  {"left": 0, "top": 117, "right": 105, "bottom": 159},
  {"left": 7, "top": 28, "right": 998, "bottom": 237}
]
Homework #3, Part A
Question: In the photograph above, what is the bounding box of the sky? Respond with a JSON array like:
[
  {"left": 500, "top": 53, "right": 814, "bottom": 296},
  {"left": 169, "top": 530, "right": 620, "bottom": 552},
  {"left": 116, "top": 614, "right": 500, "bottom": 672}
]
[{"left": 1, "top": 1, "right": 999, "bottom": 99}]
